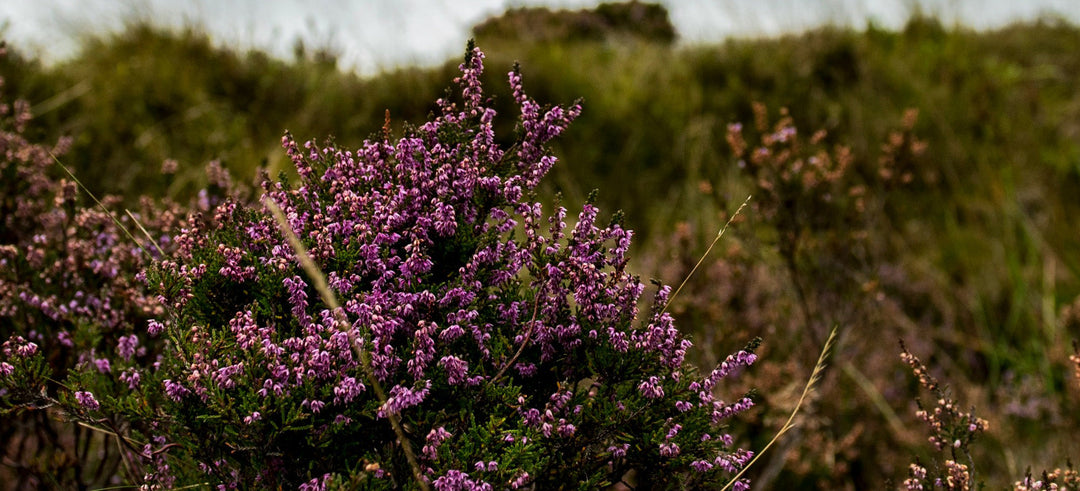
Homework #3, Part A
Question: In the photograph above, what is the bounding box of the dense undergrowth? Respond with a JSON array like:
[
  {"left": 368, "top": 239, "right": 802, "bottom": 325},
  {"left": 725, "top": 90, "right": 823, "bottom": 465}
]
[{"left": 2, "top": 1, "right": 1080, "bottom": 489}]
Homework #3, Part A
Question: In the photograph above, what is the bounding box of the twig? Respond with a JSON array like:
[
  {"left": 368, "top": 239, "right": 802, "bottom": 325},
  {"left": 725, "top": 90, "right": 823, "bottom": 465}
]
[
  {"left": 492, "top": 283, "right": 545, "bottom": 383},
  {"left": 263, "top": 197, "right": 429, "bottom": 490}
]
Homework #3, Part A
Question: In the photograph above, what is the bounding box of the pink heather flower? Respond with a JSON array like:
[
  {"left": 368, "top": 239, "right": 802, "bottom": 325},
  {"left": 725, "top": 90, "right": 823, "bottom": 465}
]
[
  {"left": 120, "top": 368, "right": 142, "bottom": 389},
  {"left": 659, "top": 442, "right": 680, "bottom": 457},
  {"left": 148, "top": 319, "right": 166, "bottom": 337},
  {"left": 297, "top": 473, "right": 333, "bottom": 491},
  {"left": 163, "top": 379, "right": 190, "bottom": 401},
  {"left": 509, "top": 472, "right": 530, "bottom": 489},
  {"left": 691, "top": 460, "right": 713, "bottom": 472},
  {"left": 423, "top": 427, "right": 453, "bottom": 460},
  {"left": 2, "top": 336, "right": 38, "bottom": 358},
  {"left": 378, "top": 381, "right": 431, "bottom": 417},
  {"left": 638, "top": 376, "right": 665, "bottom": 399},
  {"left": 0, "top": 362, "right": 13, "bottom": 376},
  {"left": 75, "top": 391, "right": 100, "bottom": 411},
  {"left": 332, "top": 376, "right": 366, "bottom": 404},
  {"left": 439, "top": 355, "right": 469, "bottom": 385},
  {"left": 94, "top": 357, "right": 111, "bottom": 373},
  {"left": 243, "top": 412, "right": 261, "bottom": 425},
  {"left": 118, "top": 334, "right": 139, "bottom": 361},
  {"left": 432, "top": 469, "right": 491, "bottom": 491},
  {"left": 607, "top": 443, "right": 629, "bottom": 459}
]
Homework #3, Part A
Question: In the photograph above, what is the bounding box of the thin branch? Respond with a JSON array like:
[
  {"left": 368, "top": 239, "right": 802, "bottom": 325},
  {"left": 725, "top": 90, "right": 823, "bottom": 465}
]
[{"left": 492, "top": 283, "right": 544, "bottom": 383}]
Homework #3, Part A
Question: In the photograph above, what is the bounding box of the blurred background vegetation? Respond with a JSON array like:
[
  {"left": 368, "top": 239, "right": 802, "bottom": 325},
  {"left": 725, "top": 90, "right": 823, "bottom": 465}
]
[{"left": 2, "top": 1, "right": 1079, "bottom": 488}]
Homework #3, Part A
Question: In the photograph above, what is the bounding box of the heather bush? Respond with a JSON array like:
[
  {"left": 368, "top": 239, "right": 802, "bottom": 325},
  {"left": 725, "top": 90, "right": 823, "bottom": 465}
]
[
  {"left": 110, "top": 45, "right": 762, "bottom": 489},
  {"left": 900, "top": 343, "right": 1080, "bottom": 491},
  {"left": 681, "top": 104, "right": 926, "bottom": 487}
]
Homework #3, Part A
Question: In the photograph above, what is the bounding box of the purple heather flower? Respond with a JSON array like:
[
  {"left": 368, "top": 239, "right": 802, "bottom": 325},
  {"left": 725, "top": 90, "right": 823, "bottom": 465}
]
[
  {"left": 2, "top": 336, "right": 38, "bottom": 358},
  {"left": 211, "top": 363, "right": 244, "bottom": 390},
  {"left": 711, "top": 397, "right": 755, "bottom": 424},
  {"left": 163, "top": 379, "right": 190, "bottom": 401},
  {"left": 118, "top": 334, "right": 139, "bottom": 361},
  {"left": 332, "top": 376, "right": 366, "bottom": 404},
  {"left": 75, "top": 391, "right": 100, "bottom": 411},
  {"left": 297, "top": 473, "right": 333, "bottom": 491},
  {"left": 423, "top": 426, "right": 453, "bottom": 460},
  {"left": 148, "top": 319, "right": 166, "bottom": 337},
  {"left": 509, "top": 472, "right": 530, "bottom": 489},
  {"left": 438, "top": 355, "right": 469, "bottom": 385},
  {"left": 659, "top": 442, "right": 680, "bottom": 457},
  {"left": 638, "top": 376, "right": 665, "bottom": 399},
  {"left": 432, "top": 469, "right": 491, "bottom": 491},
  {"left": 94, "top": 357, "right": 111, "bottom": 373},
  {"left": 691, "top": 460, "right": 713, "bottom": 472},
  {"left": 0, "top": 362, "right": 13, "bottom": 376},
  {"left": 120, "top": 368, "right": 142, "bottom": 389},
  {"left": 378, "top": 381, "right": 431, "bottom": 418},
  {"left": 114, "top": 44, "right": 763, "bottom": 489},
  {"left": 608, "top": 443, "right": 629, "bottom": 459}
]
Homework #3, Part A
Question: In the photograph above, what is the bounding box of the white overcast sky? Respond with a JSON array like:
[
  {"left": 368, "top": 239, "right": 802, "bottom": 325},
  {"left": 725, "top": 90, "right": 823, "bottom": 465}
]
[{"left": 1, "top": 0, "right": 1078, "bottom": 75}]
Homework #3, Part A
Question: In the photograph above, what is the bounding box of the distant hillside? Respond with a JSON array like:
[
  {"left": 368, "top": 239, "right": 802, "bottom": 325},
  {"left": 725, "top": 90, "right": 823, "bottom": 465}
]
[{"left": 472, "top": 1, "right": 676, "bottom": 43}]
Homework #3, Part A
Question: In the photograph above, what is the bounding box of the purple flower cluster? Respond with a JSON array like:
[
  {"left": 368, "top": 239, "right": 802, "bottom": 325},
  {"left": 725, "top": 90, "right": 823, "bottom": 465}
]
[
  {"left": 129, "top": 44, "right": 761, "bottom": 489},
  {"left": 74, "top": 390, "right": 99, "bottom": 411}
]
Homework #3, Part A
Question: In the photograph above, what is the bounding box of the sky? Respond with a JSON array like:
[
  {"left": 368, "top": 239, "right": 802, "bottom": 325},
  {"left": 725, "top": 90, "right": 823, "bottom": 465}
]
[{"left": 1, "top": 0, "right": 1078, "bottom": 75}]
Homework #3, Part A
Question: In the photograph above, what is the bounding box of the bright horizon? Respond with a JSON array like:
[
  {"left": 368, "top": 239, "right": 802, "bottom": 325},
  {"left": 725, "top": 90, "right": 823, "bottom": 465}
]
[{"left": 1, "top": 0, "right": 1077, "bottom": 75}]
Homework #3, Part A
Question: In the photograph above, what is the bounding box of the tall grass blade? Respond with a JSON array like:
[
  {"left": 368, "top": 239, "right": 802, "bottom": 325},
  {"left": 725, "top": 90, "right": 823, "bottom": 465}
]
[
  {"left": 50, "top": 152, "right": 152, "bottom": 259},
  {"left": 661, "top": 195, "right": 751, "bottom": 316},
  {"left": 721, "top": 325, "right": 838, "bottom": 491}
]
